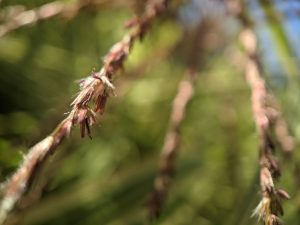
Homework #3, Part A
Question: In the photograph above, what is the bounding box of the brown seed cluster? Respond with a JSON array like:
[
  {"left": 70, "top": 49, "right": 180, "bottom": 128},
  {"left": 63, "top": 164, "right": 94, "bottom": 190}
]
[{"left": 65, "top": 0, "right": 170, "bottom": 138}]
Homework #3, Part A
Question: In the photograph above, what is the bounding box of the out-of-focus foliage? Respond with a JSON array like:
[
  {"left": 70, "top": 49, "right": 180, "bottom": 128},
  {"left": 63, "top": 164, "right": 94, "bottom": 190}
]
[{"left": 0, "top": 0, "right": 299, "bottom": 224}]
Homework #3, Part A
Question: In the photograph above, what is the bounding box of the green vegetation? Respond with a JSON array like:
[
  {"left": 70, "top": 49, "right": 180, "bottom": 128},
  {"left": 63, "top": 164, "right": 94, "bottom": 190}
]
[{"left": 0, "top": 0, "right": 299, "bottom": 225}]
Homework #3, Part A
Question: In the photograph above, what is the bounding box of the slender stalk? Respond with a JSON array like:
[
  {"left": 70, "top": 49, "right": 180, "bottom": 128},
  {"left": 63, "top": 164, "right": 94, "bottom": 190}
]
[
  {"left": 0, "top": 0, "right": 170, "bottom": 224},
  {"left": 229, "top": 1, "right": 294, "bottom": 223},
  {"left": 240, "top": 29, "right": 291, "bottom": 225},
  {"left": 147, "top": 21, "right": 209, "bottom": 220},
  {"left": 147, "top": 72, "right": 195, "bottom": 220}
]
